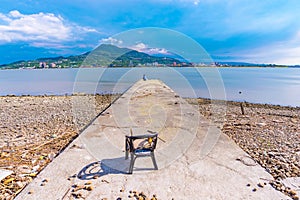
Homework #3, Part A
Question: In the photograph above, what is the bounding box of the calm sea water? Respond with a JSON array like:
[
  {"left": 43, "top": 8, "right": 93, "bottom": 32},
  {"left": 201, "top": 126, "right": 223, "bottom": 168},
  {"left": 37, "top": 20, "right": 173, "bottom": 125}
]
[{"left": 0, "top": 67, "right": 299, "bottom": 107}]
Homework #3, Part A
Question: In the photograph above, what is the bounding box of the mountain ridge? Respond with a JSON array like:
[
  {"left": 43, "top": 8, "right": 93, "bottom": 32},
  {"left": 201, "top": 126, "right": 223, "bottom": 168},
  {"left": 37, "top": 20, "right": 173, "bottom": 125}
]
[
  {"left": 1, "top": 44, "right": 299, "bottom": 69},
  {"left": 0, "top": 44, "right": 191, "bottom": 69}
]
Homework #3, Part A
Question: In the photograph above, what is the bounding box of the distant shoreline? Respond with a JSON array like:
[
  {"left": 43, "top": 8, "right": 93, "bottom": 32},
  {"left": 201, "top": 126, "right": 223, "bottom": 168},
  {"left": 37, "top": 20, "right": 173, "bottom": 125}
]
[
  {"left": 1, "top": 44, "right": 299, "bottom": 70},
  {"left": 1, "top": 65, "right": 300, "bottom": 70}
]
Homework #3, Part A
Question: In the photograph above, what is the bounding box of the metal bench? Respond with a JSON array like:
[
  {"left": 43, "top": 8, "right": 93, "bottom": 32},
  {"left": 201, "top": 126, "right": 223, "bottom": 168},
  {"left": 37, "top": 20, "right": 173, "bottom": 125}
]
[{"left": 125, "top": 133, "right": 158, "bottom": 174}]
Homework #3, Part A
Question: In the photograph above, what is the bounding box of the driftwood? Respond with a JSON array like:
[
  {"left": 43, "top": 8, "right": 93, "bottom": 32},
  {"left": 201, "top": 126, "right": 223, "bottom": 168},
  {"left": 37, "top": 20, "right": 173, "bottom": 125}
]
[{"left": 240, "top": 102, "right": 245, "bottom": 115}]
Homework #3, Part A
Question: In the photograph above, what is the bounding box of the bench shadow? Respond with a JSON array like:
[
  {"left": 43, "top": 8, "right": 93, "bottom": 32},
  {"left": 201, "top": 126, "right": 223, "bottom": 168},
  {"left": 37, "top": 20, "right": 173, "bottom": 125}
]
[{"left": 77, "top": 156, "right": 130, "bottom": 180}]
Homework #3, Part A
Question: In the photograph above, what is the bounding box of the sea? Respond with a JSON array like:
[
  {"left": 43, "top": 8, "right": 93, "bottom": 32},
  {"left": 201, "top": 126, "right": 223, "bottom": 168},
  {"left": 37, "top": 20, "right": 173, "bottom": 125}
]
[{"left": 0, "top": 67, "right": 299, "bottom": 107}]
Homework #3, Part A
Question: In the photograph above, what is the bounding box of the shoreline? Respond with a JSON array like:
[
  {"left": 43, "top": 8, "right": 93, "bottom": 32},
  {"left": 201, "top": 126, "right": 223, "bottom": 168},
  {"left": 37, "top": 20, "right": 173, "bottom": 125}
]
[
  {"left": 185, "top": 97, "right": 300, "bottom": 112},
  {"left": 0, "top": 95, "right": 299, "bottom": 199},
  {"left": 1, "top": 66, "right": 300, "bottom": 70},
  {"left": 1, "top": 94, "right": 299, "bottom": 109}
]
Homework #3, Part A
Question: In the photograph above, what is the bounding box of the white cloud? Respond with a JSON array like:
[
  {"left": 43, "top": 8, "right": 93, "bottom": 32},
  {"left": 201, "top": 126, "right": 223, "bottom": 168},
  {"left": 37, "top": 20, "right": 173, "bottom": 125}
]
[
  {"left": 0, "top": 13, "right": 12, "bottom": 22},
  {"left": 100, "top": 37, "right": 123, "bottom": 45},
  {"left": 31, "top": 42, "right": 95, "bottom": 55},
  {"left": 9, "top": 10, "right": 23, "bottom": 18},
  {"left": 132, "top": 42, "right": 147, "bottom": 51},
  {"left": 30, "top": 42, "right": 72, "bottom": 49},
  {"left": 217, "top": 31, "right": 300, "bottom": 65},
  {"left": 254, "top": 38, "right": 300, "bottom": 65},
  {"left": 147, "top": 48, "right": 170, "bottom": 55},
  {"left": 130, "top": 43, "right": 171, "bottom": 55},
  {"left": 0, "top": 10, "right": 98, "bottom": 46},
  {"left": 99, "top": 40, "right": 171, "bottom": 55}
]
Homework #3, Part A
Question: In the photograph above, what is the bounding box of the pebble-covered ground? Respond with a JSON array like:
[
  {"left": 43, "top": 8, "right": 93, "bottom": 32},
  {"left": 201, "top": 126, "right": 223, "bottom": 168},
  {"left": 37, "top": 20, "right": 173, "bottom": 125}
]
[
  {"left": 0, "top": 94, "right": 118, "bottom": 200},
  {"left": 187, "top": 98, "right": 300, "bottom": 200}
]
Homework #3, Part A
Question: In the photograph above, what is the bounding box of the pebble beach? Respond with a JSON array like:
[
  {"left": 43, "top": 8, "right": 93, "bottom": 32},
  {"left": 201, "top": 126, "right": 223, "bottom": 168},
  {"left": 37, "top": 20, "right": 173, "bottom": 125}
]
[
  {"left": 0, "top": 94, "right": 118, "bottom": 199},
  {"left": 0, "top": 95, "right": 299, "bottom": 199},
  {"left": 187, "top": 98, "right": 300, "bottom": 199}
]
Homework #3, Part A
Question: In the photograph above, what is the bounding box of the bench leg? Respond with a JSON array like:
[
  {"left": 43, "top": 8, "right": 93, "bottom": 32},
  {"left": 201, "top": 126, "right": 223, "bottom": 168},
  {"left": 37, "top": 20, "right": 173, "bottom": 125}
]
[
  {"left": 125, "top": 140, "right": 128, "bottom": 159},
  {"left": 128, "top": 153, "right": 136, "bottom": 174},
  {"left": 151, "top": 152, "right": 158, "bottom": 170}
]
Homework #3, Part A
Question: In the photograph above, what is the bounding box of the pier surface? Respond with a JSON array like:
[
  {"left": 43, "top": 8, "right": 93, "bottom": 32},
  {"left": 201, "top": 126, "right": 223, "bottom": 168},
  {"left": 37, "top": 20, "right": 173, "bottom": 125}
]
[{"left": 16, "top": 80, "right": 289, "bottom": 200}]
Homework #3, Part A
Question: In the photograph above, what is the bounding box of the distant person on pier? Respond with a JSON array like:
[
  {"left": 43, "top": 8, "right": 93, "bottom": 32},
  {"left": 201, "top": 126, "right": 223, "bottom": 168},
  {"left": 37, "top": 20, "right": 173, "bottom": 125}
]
[{"left": 143, "top": 74, "right": 147, "bottom": 81}]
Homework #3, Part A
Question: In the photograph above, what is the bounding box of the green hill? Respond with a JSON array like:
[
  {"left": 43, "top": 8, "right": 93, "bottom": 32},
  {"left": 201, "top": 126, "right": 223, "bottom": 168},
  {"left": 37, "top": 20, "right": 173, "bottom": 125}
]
[{"left": 0, "top": 44, "right": 191, "bottom": 69}]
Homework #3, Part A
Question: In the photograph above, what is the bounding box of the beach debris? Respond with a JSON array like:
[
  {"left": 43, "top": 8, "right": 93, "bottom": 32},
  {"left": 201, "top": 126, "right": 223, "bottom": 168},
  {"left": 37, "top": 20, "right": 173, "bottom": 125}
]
[
  {"left": 236, "top": 156, "right": 257, "bottom": 166},
  {"left": 71, "top": 184, "right": 93, "bottom": 193},
  {"left": 257, "top": 182, "right": 264, "bottom": 188},
  {"left": 101, "top": 179, "right": 110, "bottom": 183},
  {"left": 126, "top": 190, "right": 157, "bottom": 200},
  {"left": 28, "top": 189, "right": 34, "bottom": 194},
  {"left": 70, "top": 144, "right": 84, "bottom": 149},
  {"left": 3, "top": 177, "right": 15, "bottom": 185},
  {"left": 32, "top": 165, "right": 40, "bottom": 173},
  {"left": 240, "top": 102, "right": 245, "bottom": 115},
  {"left": 61, "top": 188, "right": 71, "bottom": 199},
  {"left": 84, "top": 181, "right": 92, "bottom": 185},
  {"left": 0, "top": 169, "right": 13, "bottom": 182},
  {"left": 67, "top": 174, "right": 77, "bottom": 181},
  {"left": 85, "top": 185, "right": 93, "bottom": 191},
  {"left": 40, "top": 178, "right": 49, "bottom": 185},
  {"left": 92, "top": 175, "right": 99, "bottom": 179},
  {"left": 27, "top": 172, "right": 37, "bottom": 177},
  {"left": 281, "top": 177, "right": 300, "bottom": 200},
  {"left": 256, "top": 122, "right": 267, "bottom": 127},
  {"left": 71, "top": 192, "right": 83, "bottom": 199},
  {"left": 48, "top": 152, "right": 55, "bottom": 161},
  {"left": 70, "top": 184, "right": 92, "bottom": 200}
]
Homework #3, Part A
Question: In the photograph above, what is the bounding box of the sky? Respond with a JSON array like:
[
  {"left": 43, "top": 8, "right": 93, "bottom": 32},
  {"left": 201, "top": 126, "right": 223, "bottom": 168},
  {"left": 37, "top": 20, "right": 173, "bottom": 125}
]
[{"left": 1, "top": 0, "right": 300, "bottom": 65}]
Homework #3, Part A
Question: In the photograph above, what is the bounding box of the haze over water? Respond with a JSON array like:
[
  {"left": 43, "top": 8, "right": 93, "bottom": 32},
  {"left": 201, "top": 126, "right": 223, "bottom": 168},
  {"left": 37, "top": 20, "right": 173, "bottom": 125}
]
[{"left": 0, "top": 67, "right": 299, "bottom": 107}]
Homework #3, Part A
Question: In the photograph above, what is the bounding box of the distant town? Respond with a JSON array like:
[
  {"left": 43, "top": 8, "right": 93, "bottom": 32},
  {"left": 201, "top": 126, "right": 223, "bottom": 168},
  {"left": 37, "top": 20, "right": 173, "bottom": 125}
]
[
  {"left": 1, "top": 44, "right": 299, "bottom": 70},
  {"left": 2, "top": 59, "right": 298, "bottom": 70}
]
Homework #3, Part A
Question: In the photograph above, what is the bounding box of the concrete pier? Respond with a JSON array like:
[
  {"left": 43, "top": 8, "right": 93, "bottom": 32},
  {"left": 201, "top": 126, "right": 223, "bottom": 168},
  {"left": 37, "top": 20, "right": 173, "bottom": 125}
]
[{"left": 16, "top": 80, "right": 289, "bottom": 200}]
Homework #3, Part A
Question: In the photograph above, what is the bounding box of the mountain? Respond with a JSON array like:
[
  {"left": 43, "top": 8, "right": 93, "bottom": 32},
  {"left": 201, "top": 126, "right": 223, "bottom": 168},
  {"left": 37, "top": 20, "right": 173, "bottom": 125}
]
[
  {"left": 0, "top": 44, "right": 191, "bottom": 69},
  {"left": 81, "top": 44, "right": 191, "bottom": 67}
]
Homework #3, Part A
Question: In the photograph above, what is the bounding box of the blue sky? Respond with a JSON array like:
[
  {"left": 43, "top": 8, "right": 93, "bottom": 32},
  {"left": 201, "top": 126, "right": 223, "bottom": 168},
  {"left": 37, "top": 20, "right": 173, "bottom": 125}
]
[{"left": 1, "top": 0, "right": 300, "bottom": 65}]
